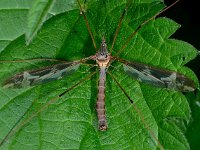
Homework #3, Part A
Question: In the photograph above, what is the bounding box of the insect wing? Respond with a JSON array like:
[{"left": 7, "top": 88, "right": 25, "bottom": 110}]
[
  {"left": 3, "top": 62, "right": 80, "bottom": 88},
  {"left": 123, "top": 62, "right": 195, "bottom": 92}
]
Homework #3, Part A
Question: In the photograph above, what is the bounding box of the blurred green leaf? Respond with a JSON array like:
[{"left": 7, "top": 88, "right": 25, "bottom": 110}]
[
  {"left": 25, "top": 0, "right": 56, "bottom": 45},
  {"left": 0, "top": 0, "right": 78, "bottom": 51},
  {"left": 25, "top": 0, "right": 79, "bottom": 45}
]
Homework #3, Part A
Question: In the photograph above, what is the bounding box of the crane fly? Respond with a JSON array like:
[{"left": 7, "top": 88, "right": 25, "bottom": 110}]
[{"left": 0, "top": 0, "right": 197, "bottom": 149}]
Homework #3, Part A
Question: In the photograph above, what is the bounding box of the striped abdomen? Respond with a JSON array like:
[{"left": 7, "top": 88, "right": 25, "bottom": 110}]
[{"left": 96, "top": 66, "right": 107, "bottom": 131}]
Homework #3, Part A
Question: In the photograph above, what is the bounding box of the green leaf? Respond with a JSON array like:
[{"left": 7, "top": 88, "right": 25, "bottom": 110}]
[
  {"left": 0, "top": 0, "right": 198, "bottom": 149},
  {"left": 25, "top": 0, "right": 56, "bottom": 45},
  {"left": 25, "top": 0, "right": 79, "bottom": 45},
  {"left": 0, "top": 0, "right": 77, "bottom": 51},
  {"left": 0, "top": 0, "right": 33, "bottom": 51},
  {"left": 0, "top": 9, "right": 28, "bottom": 51},
  {"left": 186, "top": 90, "right": 200, "bottom": 150}
]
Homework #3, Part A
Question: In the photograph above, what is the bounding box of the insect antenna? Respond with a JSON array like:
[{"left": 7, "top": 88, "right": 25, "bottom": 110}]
[
  {"left": 110, "top": 0, "right": 132, "bottom": 53},
  {"left": 0, "top": 71, "right": 96, "bottom": 146},
  {"left": 115, "top": 0, "right": 180, "bottom": 57},
  {"left": 108, "top": 71, "right": 164, "bottom": 150},
  {"left": 77, "top": 0, "right": 97, "bottom": 49}
]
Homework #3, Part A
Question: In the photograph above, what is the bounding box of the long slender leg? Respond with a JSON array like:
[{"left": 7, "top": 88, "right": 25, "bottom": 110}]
[
  {"left": 77, "top": 0, "right": 97, "bottom": 49},
  {"left": 0, "top": 58, "right": 67, "bottom": 63},
  {"left": 110, "top": 0, "right": 132, "bottom": 53},
  {"left": 115, "top": 0, "right": 180, "bottom": 57},
  {"left": 108, "top": 71, "right": 164, "bottom": 150},
  {"left": 0, "top": 71, "right": 96, "bottom": 146},
  {"left": 0, "top": 55, "right": 94, "bottom": 63}
]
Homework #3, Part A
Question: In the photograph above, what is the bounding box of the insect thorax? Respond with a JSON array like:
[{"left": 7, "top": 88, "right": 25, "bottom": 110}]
[{"left": 96, "top": 38, "right": 110, "bottom": 67}]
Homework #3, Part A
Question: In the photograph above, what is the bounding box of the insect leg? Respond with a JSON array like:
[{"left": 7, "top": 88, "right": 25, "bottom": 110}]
[
  {"left": 0, "top": 71, "right": 96, "bottom": 146},
  {"left": 115, "top": 0, "right": 180, "bottom": 57},
  {"left": 0, "top": 58, "right": 67, "bottom": 63},
  {"left": 108, "top": 71, "right": 164, "bottom": 150},
  {"left": 77, "top": 0, "right": 97, "bottom": 49},
  {"left": 0, "top": 55, "right": 94, "bottom": 63},
  {"left": 110, "top": 0, "right": 132, "bottom": 53}
]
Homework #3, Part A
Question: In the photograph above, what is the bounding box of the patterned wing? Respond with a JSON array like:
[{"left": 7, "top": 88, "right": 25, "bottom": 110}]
[
  {"left": 123, "top": 62, "right": 195, "bottom": 92},
  {"left": 3, "top": 62, "right": 80, "bottom": 88}
]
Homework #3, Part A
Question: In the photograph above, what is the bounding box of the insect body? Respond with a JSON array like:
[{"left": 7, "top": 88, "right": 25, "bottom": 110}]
[
  {"left": 93, "top": 37, "right": 111, "bottom": 130},
  {"left": 2, "top": 36, "right": 196, "bottom": 132}
]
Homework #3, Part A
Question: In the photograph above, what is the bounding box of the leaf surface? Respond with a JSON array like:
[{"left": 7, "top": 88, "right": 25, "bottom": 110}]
[
  {"left": 0, "top": 0, "right": 198, "bottom": 149},
  {"left": 25, "top": 0, "right": 56, "bottom": 45},
  {"left": 0, "top": 0, "right": 78, "bottom": 51}
]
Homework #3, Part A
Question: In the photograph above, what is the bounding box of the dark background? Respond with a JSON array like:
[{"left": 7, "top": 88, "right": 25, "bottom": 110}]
[
  {"left": 163, "top": 0, "right": 200, "bottom": 78},
  {"left": 163, "top": 1, "right": 200, "bottom": 149}
]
